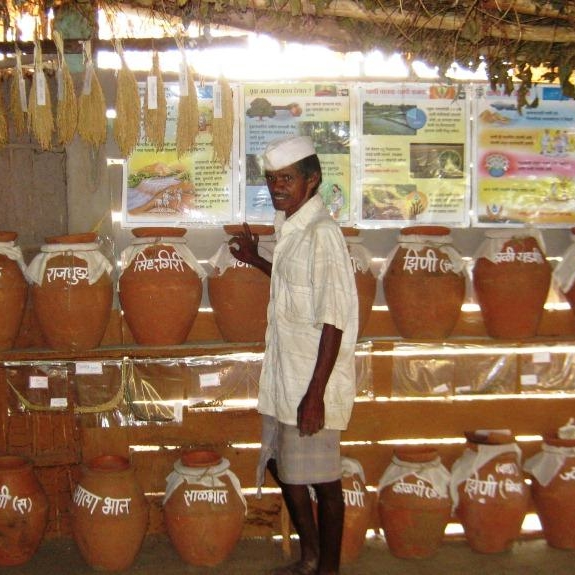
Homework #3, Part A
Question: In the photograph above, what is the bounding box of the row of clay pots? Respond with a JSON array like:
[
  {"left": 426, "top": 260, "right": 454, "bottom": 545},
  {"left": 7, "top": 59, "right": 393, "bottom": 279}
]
[
  {"left": 0, "top": 227, "right": 377, "bottom": 352},
  {"left": 0, "top": 449, "right": 245, "bottom": 570},
  {"left": 3, "top": 224, "right": 575, "bottom": 352},
  {"left": 2, "top": 430, "right": 574, "bottom": 569}
]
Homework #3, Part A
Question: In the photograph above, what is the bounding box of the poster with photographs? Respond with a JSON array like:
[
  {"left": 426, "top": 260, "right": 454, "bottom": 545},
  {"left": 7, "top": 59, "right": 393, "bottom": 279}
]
[
  {"left": 122, "top": 82, "right": 236, "bottom": 227},
  {"left": 474, "top": 83, "right": 575, "bottom": 226},
  {"left": 357, "top": 83, "right": 470, "bottom": 227},
  {"left": 241, "top": 82, "right": 352, "bottom": 223}
]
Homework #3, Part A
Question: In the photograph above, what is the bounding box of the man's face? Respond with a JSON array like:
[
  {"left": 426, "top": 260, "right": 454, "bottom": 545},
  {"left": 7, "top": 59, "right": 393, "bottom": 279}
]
[{"left": 265, "top": 165, "right": 318, "bottom": 218}]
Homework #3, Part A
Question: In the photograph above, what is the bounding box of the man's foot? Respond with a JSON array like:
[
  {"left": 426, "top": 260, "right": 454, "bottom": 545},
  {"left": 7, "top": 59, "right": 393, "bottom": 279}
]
[{"left": 269, "top": 559, "right": 318, "bottom": 575}]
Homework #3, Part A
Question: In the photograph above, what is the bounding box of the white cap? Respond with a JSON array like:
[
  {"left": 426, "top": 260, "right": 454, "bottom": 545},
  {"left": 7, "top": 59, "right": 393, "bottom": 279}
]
[{"left": 262, "top": 135, "right": 317, "bottom": 171}]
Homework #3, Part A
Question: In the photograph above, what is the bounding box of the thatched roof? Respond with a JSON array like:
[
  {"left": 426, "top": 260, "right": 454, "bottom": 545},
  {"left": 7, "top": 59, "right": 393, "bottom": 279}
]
[{"left": 3, "top": 1, "right": 575, "bottom": 90}]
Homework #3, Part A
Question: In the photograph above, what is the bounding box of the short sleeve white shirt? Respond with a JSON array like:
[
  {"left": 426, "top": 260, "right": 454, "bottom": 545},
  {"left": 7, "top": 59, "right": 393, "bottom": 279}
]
[{"left": 258, "top": 194, "right": 359, "bottom": 430}]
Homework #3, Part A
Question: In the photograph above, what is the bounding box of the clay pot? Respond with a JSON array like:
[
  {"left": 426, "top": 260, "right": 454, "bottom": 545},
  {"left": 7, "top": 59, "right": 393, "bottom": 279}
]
[
  {"left": 71, "top": 455, "right": 149, "bottom": 571},
  {"left": 28, "top": 233, "right": 113, "bottom": 351},
  {"left": 451, "top": 430, "right": 529, "bottom": 554},
  {"left": 473, "top": 230, "right": 551, "bottom": 339},
  {"left": 383, "top": 226, "right": 466, "bottom": 339},
  {"left": 119, "top": 228, "right": 205, "bottom": 345},
  {"left": 339, "top": 457, "right": 373, "bottom": 564},
  {"left": 342, "top": 228, "right": 376, "bottom": 339},
  {"left": 163, "top": 449, "right": 246, "bottom": 566},
  {"left": 0, "top": 455, "right": 49, "bottom": 566},
  {"left": 524, "top": 433, "right": 575, "bottom": 549},
  {"left": 553, "top": 227, "right": 575, "bottom": 322},
  {"left": 0, "top": 231, "right": 28, "bottom": 350},
  {"left": 208, "top": 225, "right": 273, "bottom": 342},
  {"left": 378, "top": 446, "right": 451, "bottom": 559}
]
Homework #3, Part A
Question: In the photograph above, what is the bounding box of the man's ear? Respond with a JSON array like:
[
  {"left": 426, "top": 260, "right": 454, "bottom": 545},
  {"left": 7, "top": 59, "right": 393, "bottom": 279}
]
[{"left": 307, "top": 171, "right": 320, "bottom": 191}]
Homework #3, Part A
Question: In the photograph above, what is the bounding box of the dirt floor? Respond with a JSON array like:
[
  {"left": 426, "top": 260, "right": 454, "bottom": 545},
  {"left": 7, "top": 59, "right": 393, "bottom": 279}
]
[{"left": 4, "top": 534, "right": 575, "bottom": 575}]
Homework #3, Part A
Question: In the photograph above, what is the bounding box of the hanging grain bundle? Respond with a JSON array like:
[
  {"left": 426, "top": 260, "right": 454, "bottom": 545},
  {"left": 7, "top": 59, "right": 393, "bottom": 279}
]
[
  {"left": 113, "top": 42, "right": 141, "bottom": 157},
  {"left": 10, "top": 47, "right": 28, "bottom": 137},
  {"left": 0, "top": 80, "right": 8, "bottom": 148},
  {"left": 143, "top": 51, "right": 166, "bottom": 151},
  {"left": 176, "top": 61, "right": 199, "bottom": 158},
  {"left": 77, "top": 42, "right": 107, "bottom": 148},
  {"left": 212, "top": 76, "right": 234, "bottom": 167},
  {"left": 54, "top": 30, "right": 78, "bottom": 146},
  {"left": 28, "top": 40, "right": 54, "bottom": 151}
]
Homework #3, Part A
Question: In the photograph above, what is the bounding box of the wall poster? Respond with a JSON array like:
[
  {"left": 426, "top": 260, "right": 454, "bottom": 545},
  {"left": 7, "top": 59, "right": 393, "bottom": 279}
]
[
  {"left": 474, "top": 83, "right": 575, "bottom": 226},
  {"left": 122, "top": 82, "right": 236, "bottom": 227},
  {"left": 357, "top": 83, "right": 470, "bottom": 227},
  {"left": 241, "top": 82, "right": 352, "bottom": 223}
]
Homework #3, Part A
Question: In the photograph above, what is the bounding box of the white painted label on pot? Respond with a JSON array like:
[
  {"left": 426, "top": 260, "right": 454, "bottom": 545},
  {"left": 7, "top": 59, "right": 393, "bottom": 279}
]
[
  {"left": 560, "top": 466, "right": 575, "bottom": 481},
  {"left": 73, "top": 485, "right": 132, "bottom": 515},
  {"left": 0, "top": 485, "right": 32, "bottom": 514},
  {"left": 101, "top": 496, "right": 131, "bottom": 515},
  {"left": 184, "top": 489, "right": 228, "bottom": 505},
  {"left": 463, "top": 472, "right": 524, "bottom": 501},
  {"left": 343, "top": 479, "right": 366, "bottom": 507},
  {"left": 493, "top": 247, "right": 544, "bottom": 264},
  {"left": 200, "top": 372, "right": 221, "bottom": 388},
  {"left": 392, "top": 478, "right": 442, "bottom": 499},
  {"left": 402, "top": 248, "right": 453, "bottom": 274},
  {"left": 46, "top": 266, "right": 89, "bottom": 285},
  {"left": 29, "top": 376, "right": 49, "bottom": 389},
  {"left": 133, "top": 250, "right": 185, "bottom": 273},
  {"left": 75, "top": 361, "right": 103, "bottom": 375}
]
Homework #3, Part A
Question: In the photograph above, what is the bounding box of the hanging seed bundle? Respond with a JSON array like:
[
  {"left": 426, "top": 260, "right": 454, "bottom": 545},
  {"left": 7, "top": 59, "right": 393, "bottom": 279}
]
[
  {"left": 212, "top": 76, "right": 234, "bottom": 167},
  {"left": 113, "top": 44, "right": 141, "bottom": 157},
  {"left": 54, "top": 31, "right": 78, "bottom": 146},
  {"left": 77, "top": 42, "right": 107, "bottom": 148},
  {"left": 176, "top": 63, "right": 199, "bottom": 158},
  {"left": 0, "top": 80, "right": 8, "bottom": 148},
  {"left": 144, "top": 51, "right": 166, "bottom": 151},
  {"left": 10, "top": 48, "right": 28, "bottom": 137},
  {"left": 28, "top": 41, "right": 55, "bottom": 151}
]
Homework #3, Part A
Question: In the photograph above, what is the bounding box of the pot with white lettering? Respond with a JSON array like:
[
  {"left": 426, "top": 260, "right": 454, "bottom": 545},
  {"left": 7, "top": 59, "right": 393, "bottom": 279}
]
[
  {"left": 472, "top": 230, "right": 551, "bottom": 338},
  {"left": 70, "top": 454, "right": 149, "bottom": 571},
  {"left": 163, "top": 449, "right": 246, "bottom": 566},
  {"left": 450, "top": 430, "right": 529, "bottom": 554},
  {"left": 119, "top": 227, "right": 206, "bottom": 345},
  {"left": 377, "top": 446, "right": 452, "bottom": 559},
  {"left": 27, "top": 233, "right": 113, "bottom": 351},
  {"left": 0, "top": 455, "right": 48, "bottom": 566},
  {"left": 207, "top": 225, "right": 274, "bottom": 342},
  {"left": 0, "top": 231, "right": 28, "bottom": 350},
  {"left": 342, "top": 228, "right": 376, "bottom": 339},
  {"left": 524, "top": 424, "right": 575, "bottom": 549},
  {"left": 552, "top": 227, "right": 575, "bottom": 325},
  {"left": 382, "top": 226, "right": 466, "bottom": 339}
]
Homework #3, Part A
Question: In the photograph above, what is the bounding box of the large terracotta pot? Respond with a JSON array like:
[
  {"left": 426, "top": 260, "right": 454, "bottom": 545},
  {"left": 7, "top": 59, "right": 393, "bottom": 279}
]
[
  {"left": 0, "top": 231, "right": 28, "bottom": 350},
  {"left": 163, "top": 449, "right": 246, "bottom": 566},
  {"left": 472, "top": 230, "right": 551, "bottom": 339},
  {"left": 524, "top": 431, "right": 575, "bottom": 549},
  {"left": 450, "top": 430, "right": 529, "bottom": 554},
  {"left": 208, "top": 225, "right": 273, "bottom": 342},
  {"left": 0, "top": 455, "right": 49, "bottom": 566},
  {"left": 378, "top": 446, "right": 451, "bottom": 559},
  {"left": 27, "top": 233, "right": 113, "bottom": 351},
  {"left": 71, "top": 454, "right": 149, "bottom": 571},
  {"left": 553, "top": 227, "right": 575, "bottom": 323},
  {"left": 339, "top": 457, "right": 373, "bottom": 564},
  {"left": 342, "top": 228, "right": 376, "bottom": 339},
  {"left": 119, "top": 227, "right": 205, "bottom": 345},
  {"left": 383, "top": 225, "right": 466, "bottom": 339}
]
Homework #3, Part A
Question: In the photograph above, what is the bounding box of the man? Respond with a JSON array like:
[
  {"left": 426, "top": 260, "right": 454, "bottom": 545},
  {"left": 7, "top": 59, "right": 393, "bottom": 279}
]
[{"left": 229, "top": 135, "right": 358, "bottom": 575}]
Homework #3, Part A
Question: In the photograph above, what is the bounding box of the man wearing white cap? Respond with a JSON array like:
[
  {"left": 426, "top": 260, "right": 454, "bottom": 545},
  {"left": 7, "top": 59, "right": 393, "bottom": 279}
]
[{"left": 230, "top": 135, "right": 358, "bottom": 575}]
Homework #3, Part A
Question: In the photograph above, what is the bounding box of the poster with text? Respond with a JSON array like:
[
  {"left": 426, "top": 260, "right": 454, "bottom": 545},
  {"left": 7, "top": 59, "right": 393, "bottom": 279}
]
[
  {"left": 474, "top": 83, "right": 575, "bottom": 226},
  {"left": 358, "top": 83, "right": 470, "bottom": 227},
  {"left": 122, "top": 82, "right": 236, "bottom": 227},
  {"left": 241, "top": 82, "right": 352, "bottom": 223}
]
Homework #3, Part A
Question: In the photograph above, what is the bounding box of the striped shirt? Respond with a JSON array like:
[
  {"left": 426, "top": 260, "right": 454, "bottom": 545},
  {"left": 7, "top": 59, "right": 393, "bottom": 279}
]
[{"left": 258, "top": 194, "right": 359, "bottom": 430}]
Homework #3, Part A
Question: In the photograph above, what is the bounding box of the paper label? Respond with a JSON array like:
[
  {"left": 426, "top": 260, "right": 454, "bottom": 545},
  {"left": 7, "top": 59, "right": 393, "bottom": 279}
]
[
  {"left": 36, "top": 71, "right": 47, "bottom": 106},
  {"left": 213, "top": 83, "right": 222, "bottom": 118},
  {"left": 532, "top": 351, "right": 551, "bottom": 364},
  {"left": 29, "top": 376, "right": 49, "bottom": 389},
  {"left": 200, "top": 372, "right": 221, "bottom": 388},
  {"left": 147, "top": 76, "right": 158, "bottom": 109},
  {"left": 75, "top": 361, "right": 103, "bottom": 375},
  {"left": 521, "top": 374, "right": 538, "bottom": 386},
  {"left": 50, "top": 397, "right": 68, "bottom": 408}
]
